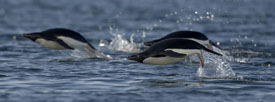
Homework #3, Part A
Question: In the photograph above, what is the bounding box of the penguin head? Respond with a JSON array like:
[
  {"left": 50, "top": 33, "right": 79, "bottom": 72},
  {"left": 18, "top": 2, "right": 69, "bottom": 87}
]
[{"left": 23, "top": 33, "right": 42, "bottom": 41}]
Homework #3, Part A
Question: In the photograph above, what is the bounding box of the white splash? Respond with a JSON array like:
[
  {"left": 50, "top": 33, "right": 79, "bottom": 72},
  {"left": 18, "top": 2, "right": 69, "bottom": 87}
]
[
  {"left": 196, "top": 67, "right": 205, "bottom": 77},
  {"left": 196, "top": 47, "right": 238, "bottom": 79},
  {"left": 99, "top": 28, "right": 141, "bottom": 53},
  {"left": 108, "top": 34, "right": 141, "bottom": 53}
]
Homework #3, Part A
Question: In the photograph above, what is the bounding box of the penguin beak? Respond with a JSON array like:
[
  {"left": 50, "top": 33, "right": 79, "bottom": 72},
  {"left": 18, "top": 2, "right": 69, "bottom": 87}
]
[
  {"left": 23, "top": 33, "right": 40, "bottom": 41},
  {"left": 144, "top": 42, "right": 153, "bottom": 46},
  {"left": 127, "top": 55, "right": 138, "bottom": 60},
  {"left": 23, "top": 34, "right": 33, "bottom": 38},
  {"left": 127, "top": 54, "right": 145, "bottom": 63}
]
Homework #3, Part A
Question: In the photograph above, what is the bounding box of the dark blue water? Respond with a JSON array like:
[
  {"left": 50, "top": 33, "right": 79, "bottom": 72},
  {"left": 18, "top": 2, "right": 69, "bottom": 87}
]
[{"left": 1, "top": 0, "right": 275, "bottom": 102}]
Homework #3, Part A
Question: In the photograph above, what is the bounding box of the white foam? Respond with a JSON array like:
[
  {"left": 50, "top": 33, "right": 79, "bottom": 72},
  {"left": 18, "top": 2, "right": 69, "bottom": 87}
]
[
  {"left": 99, "top": 33, "right": 141, "bottom": 53},
  {"left": 196, "top": 47, "right": 239, "bottom": 79},
  {"left": 197, "top": 67, "right": 205, "bottom": 77}
]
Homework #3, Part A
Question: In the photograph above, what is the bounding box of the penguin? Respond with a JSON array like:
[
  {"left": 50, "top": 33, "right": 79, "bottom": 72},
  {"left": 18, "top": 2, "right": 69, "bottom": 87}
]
[
  {"left": 23, "top": 28, "right": 96, "bottom": 55},
  {"left": 144, "top": 31, "right": 220, "bottom": 50},
  {"left": 128, "top": 38, "right": 222, "bottom": 67}
]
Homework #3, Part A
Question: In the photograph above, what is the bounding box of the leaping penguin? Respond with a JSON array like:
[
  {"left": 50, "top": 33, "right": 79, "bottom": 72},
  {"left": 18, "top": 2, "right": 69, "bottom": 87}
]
[
  {"left": 144, "top": 31, "right": 220, "bottom": 50},
  {"left": 23, "top": 28, "right": 96, "bottom": 56},
  {"left": 128, "top": 38, "right": 222, "bottom": 67}
]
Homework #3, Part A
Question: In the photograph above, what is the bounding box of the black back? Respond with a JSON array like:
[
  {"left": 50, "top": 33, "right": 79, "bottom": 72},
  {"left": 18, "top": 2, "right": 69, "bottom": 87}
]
[
  {"left": 39, "top": 28, "right": 89, "bottom": 43},
  {"left": 144, "top": 38, "right": 222, "bottom": 56},
  {"left": 146, "top": 38, "right": 205, "bottom": 53},
  {"left": 146, "top": 31, "right": 208, "bottom": 44},
  {"left": 163, "top": 31, "right": 208, "bottom": 40}
]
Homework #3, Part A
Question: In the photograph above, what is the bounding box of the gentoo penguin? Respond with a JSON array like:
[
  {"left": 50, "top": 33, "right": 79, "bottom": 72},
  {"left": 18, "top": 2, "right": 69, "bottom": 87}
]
[
  {"left": 144, "top": 31, "right": 220, "bottom": 50},
  {"left": 23, "top": 28, "right": 96, "bottom": 55},
  {"left": 128, "top": 38, "right": 222, "bottom": 67}
]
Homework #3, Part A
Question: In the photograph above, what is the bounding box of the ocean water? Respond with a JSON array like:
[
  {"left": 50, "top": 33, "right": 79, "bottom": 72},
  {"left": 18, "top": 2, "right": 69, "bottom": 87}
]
[{"left": 0, "top": 0, "right": 275, "bottom": 102}]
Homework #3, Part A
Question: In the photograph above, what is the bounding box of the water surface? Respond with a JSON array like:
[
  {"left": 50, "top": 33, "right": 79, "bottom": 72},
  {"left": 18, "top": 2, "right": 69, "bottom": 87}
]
[{"left": 0, "top": 0, "right": 275, "bottom": 102}]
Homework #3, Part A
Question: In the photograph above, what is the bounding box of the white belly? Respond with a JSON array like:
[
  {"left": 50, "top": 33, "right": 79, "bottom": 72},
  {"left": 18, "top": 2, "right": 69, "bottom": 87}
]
[
  {"left": 143, "top": 56, "right": 185, "bottom": 65},
  {"left": 35, "top": 38, "right": 66, "bottom": 49}
]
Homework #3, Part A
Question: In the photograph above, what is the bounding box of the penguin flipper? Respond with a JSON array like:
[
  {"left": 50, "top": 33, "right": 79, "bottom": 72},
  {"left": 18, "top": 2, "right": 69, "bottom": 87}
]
[
  {"left": 83, "top": 45, "right": 96, "bottom": 56},
  {"left": 87, "top": 43, "right": 96, "bottom": 50},
  {"left": 56, "top": 39, "right": 74, "bottom": 49}
]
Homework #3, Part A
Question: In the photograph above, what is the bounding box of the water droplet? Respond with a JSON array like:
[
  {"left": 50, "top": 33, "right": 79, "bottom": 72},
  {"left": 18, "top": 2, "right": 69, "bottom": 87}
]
[
  {"left": 0, "top": 9, "right": 5, "bottom": 15},
  {"left": 159, "top": 20, "right": 162, "bottom": 23},
  {"left": 99, "top": 40, "right": 107, "bottom": 47},
  {"left": 98, "top": 26, "right": 102, "bottom": 30},
  {"left": 130, "top": 34, "right": 135, "bottom": 43},
  {"left": 12, "top": 36, "right": 16, "bottom": 40},
  {"left": 211, "top": 14, "right": 215, "bottom": 18},
  {"left": 174, "top": 11, "right": 178, "bottom": 15},
  {"left": 142, "top": 31, "right": 146, "bottom": 38},
  {"left": 194, "top": 11, "right": 198, "bottom": 14},
  {"left": 149, "top": 27, "right": 153, "bottom": 31},
  {"left": 170, "top": 13, "right": 174, "bottom": 16}
]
